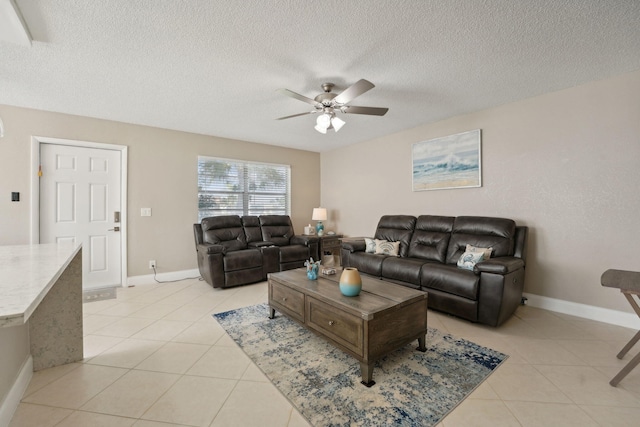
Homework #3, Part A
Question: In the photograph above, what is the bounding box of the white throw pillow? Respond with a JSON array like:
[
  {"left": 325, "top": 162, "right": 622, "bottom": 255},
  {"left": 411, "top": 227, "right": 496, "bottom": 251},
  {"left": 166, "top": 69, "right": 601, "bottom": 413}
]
[{"left": 375, "top": 239, "right": 400, "bottom": 256}]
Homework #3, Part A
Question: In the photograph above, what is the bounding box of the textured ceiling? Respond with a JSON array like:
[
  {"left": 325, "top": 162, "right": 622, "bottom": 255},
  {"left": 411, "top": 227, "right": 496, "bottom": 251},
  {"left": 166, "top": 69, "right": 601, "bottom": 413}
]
[{"left": 1, "top": 1, "right": 640, "bottom": 152}]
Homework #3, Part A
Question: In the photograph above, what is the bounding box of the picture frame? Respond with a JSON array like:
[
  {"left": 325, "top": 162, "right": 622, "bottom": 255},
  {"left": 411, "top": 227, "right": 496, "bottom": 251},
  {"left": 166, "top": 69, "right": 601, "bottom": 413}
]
[{"left": 412, "top": 129, "right": 482, "bottom": 191}]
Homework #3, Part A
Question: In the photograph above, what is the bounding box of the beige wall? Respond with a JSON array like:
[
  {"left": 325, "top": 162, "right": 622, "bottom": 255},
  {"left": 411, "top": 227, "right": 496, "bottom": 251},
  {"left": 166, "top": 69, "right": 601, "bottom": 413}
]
[
  {"left": 0, "top": 106, "right": 320, "bottom": 276},
  {"left": 321, "top": 69, "right": 640, "bottom": 314}
]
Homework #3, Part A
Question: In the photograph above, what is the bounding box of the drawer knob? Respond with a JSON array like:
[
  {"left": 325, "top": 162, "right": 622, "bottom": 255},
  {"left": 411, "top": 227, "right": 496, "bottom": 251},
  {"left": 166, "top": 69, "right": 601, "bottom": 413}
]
[
  {"left": 282, "top": 297, "right": 287, "bottom": 302},
  {"left": 328, "top": 321, "right": 334, "bottom": 326}
]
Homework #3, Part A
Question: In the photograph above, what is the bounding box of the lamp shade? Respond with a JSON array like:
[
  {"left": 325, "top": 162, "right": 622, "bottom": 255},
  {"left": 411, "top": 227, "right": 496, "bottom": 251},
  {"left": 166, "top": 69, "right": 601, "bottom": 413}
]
[
  {"left": 316, "top": 113, "right": 331, "bottom": 128},
  {"left": 331, "top": 116, "right": 345, "bottom": 132},
  {"left": 312, "top": 208, "right": 327, "bottom": 221},
  {"left": 314, "top": 124, "right": 328, "bottom": 134}
]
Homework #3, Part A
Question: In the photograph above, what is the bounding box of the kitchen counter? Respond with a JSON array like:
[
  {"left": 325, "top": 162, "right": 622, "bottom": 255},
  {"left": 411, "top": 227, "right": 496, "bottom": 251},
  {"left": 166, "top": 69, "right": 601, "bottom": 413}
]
[
  {"left": 0, "top": 242, "right": 83, "bottom": 371},
  {"left": 1, "top": 243, "right": 82, "bottom": 328},
  {"left": 0, "top": 243, "right": 84, "bottom": 424}
]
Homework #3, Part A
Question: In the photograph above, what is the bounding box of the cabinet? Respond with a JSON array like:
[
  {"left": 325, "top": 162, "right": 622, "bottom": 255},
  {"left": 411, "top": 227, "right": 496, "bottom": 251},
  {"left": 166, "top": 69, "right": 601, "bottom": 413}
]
[
  {"left": 306, "top": 296, "right": 363, "bottom": 356},
  {"left": 269, "top": 281, "right": 305, "bottom": 322},
  {"left": 318, "top": 234, "right": 342, "bottom": 266}
]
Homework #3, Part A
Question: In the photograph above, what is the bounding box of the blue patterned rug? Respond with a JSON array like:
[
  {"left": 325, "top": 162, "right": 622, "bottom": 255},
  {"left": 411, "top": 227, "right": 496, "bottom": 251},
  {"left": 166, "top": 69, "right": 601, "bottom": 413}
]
[{"left": 214, "top": 304, "right": 507, "bottom": 427}]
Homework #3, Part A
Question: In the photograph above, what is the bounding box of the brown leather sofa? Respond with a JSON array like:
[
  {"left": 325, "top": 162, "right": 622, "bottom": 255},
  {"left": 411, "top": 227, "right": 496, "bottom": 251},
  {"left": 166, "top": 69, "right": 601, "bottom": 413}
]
[
  {"left": 194, "top": 215, "right": 318, "bottom": 289},
  {"left": 341, "top": 215, "right": 528, "bottom": 326}
]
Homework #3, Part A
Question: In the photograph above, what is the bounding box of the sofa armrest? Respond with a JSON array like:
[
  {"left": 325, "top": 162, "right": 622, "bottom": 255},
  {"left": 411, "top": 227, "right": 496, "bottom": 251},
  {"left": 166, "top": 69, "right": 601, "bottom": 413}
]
[
  {"left": 197, "top": 243, "right": 226, "bottom": 255},
  {"left": 474, "top": 257, "right": 524, "bottom": 275},
  {"left": 341, "top": 239, "right": 366, "bottom": 253},
  {"left": 290, "top": 235, "right": 319, "bottom": 246}
]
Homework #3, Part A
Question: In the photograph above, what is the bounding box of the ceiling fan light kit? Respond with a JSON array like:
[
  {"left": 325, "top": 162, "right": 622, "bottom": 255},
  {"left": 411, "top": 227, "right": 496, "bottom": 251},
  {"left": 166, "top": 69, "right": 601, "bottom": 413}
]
[
  {"left": 331, "top": 116, "right": 345, "bottom": 132},
  {"left": 277, "top": 79, "right": 389, "bottom": 134},
  {"left": 314, "top": 109, "right": 346, "bottom": 134}
]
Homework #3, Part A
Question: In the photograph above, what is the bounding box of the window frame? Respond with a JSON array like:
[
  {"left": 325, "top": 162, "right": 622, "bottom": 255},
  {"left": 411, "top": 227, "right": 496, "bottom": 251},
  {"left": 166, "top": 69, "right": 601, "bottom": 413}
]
[{"left": 197, "top": 156, "right": 291, "bottom": 221}]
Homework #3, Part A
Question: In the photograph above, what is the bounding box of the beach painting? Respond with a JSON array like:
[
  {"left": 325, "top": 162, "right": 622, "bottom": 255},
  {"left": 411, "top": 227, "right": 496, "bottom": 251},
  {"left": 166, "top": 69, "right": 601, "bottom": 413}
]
[{"left": 412, "top": 129, "right": 482, "bottom": 191}]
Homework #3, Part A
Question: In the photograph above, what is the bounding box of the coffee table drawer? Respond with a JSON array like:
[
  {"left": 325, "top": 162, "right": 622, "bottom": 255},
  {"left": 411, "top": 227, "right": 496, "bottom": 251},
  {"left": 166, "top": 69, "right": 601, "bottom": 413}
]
[
  {"left": 270, "top": 282, "right": 305, "bottom": 322},
  {"left": 306, "top": 297, "right": 363, "bottom": 357}
]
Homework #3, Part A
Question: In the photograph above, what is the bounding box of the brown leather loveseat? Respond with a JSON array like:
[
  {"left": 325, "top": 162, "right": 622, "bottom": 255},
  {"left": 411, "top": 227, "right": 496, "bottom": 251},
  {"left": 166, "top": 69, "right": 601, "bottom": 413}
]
[
  {"left": 341, "top": 215, "right": 528, "bottom": 326},
  {"left": 194, "top": 215, "right": 318, "bottom": 289}
]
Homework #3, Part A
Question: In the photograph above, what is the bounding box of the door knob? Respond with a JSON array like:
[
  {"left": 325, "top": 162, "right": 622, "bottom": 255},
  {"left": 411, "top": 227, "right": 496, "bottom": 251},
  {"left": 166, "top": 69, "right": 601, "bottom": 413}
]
[{"left": 108, "top": 226, "right": 120, "bottom": 232}]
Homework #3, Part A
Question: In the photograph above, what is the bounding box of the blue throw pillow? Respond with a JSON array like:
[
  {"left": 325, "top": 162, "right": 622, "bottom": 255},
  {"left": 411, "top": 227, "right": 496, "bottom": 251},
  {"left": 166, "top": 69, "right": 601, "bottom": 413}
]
[
  {"left": 457, "top": 251, "right": 484, "bottom": 270},
  {"left": 365, "top": 238, "right": 378, "bottom": 253}
]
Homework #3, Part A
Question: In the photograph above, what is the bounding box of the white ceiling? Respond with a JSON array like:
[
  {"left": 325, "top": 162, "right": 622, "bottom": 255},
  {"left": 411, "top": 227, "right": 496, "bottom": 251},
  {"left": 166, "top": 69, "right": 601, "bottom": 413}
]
[{"left": 1, "top": 1, "right": 640, "bottom": 152}]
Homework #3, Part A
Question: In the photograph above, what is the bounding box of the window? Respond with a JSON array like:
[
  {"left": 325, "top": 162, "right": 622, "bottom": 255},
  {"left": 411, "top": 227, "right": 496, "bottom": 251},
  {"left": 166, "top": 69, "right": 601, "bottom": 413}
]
[{"left": 197, "top": 156, "right": 291, "bottom": 221}]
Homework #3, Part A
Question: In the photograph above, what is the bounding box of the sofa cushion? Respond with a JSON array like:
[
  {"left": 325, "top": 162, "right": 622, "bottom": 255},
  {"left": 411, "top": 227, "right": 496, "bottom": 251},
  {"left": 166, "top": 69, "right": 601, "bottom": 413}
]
[
  {"left": 421, "top": 263, "right": 480, "bottom": 300},
  {"left": 446, "top": 216, "right": 516, "bottom": 264},
  {"left": 348, "top": 252, "right": 386, "bottom": 276},
  {"left": 381, "top": 257, "right": 430, "bottom": 286},
  {"left": 373, "top": 215, "right": 417, "bottom": 257},
  {"left": 242, "top": 216, "right": 263, "bottom": 244},
  {"left": 407, "top": 215, "right": 454, "bottom": 262},
  {"left": 259, "top": 215, "right": 293, "bottom": 246},
  {"left": 201, "top": 215, "right": 248, "bottom": 251},
  {"left": 223, "top": 249, "right": 262, "bottom": 271}
]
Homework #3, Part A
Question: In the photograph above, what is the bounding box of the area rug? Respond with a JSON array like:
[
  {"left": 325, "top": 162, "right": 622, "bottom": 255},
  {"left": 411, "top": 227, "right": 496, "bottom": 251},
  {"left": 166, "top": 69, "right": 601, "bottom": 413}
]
[{"left": 213, "top": 304, "right": 507, "bottom": 427}]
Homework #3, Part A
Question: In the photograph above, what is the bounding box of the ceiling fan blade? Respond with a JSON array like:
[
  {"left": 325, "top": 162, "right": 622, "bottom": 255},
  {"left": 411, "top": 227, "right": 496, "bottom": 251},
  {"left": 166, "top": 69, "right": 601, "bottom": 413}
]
[
  {"left": 333, "top": 79, "right": 375, "bottom": 105},
  {"left": 276, "top": 111, "right": 316, "bottom": 120},
  {"left": 342, "top": 106, "right": 389, "bottom": 116},
  {"left": 277, "top": 88, "right": 319, "bottom": 106}
]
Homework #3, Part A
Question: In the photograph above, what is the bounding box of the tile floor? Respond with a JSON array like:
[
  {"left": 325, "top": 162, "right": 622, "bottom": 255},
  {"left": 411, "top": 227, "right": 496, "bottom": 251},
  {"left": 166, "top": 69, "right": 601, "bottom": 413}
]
[{"left": 9, "top": 278, "right": 640, "bottom": 427}]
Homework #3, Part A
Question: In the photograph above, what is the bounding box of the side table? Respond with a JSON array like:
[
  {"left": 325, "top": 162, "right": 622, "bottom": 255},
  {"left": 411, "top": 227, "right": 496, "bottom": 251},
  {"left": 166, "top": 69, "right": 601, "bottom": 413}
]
[{"left": 318, "top": 234, "right": 343, "bottom": 266}]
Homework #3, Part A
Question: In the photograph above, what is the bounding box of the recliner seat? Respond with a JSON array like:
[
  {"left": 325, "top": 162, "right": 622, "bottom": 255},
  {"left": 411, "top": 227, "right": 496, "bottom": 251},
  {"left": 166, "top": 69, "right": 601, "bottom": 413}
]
[{"left": 259, "top": 215, "right": 319, "bottom": 271}]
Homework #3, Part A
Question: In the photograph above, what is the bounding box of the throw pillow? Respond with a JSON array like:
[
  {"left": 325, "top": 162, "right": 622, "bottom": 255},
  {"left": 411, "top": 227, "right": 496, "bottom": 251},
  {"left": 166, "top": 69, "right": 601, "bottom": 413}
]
[
  {"left": 365, "top": 238, "right": 378, "bottom": 253},
  {"left": 466, "top": 244, "right": 492, "bottom": 260},
  {"left": 457, "top": 251, "right": 485, "bottom": 270},
  {"left": 375, "top": 239, "right": 400, "bottom": 256}
]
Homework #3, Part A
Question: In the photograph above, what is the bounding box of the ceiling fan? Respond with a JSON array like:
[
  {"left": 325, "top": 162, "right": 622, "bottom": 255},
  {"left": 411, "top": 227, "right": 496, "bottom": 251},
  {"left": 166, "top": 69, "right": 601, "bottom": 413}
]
[{"left": 276, "top": 79, "right": 389, "bottom": 134}]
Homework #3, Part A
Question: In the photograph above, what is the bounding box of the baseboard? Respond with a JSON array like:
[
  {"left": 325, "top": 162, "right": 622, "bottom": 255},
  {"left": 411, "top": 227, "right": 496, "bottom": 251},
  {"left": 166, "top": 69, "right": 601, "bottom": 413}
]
[
  {"left": 523, "top": 292, "right": 640, "bottom": 329},
  {"left": 127, "top": 268, "right": 201, "bottom": 286},
  {"left": 0, "top": 356, "right": 33, "bottom": 427}
]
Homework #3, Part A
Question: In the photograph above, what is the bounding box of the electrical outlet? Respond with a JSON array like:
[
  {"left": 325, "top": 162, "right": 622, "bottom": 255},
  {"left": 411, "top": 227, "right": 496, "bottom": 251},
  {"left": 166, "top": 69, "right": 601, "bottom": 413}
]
[{"left": 149, "top": 260, "right": 156, "bottom": 269}]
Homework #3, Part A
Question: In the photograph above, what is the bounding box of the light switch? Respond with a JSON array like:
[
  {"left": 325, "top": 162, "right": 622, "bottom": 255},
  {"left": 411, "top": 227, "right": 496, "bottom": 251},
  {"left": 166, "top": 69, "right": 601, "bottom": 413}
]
[{"left": 141, "top": 208, "right": 152, "bottom": 217}]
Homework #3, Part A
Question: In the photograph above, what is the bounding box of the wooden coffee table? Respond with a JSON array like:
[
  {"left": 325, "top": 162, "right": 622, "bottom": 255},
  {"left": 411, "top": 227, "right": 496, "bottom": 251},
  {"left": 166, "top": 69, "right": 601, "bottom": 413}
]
[{"left": 268, "top": 268, "right": 428, "bottom": 387}]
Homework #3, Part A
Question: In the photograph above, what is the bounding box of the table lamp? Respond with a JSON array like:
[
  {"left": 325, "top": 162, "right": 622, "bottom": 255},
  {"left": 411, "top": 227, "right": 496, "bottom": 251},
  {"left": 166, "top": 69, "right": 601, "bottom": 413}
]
[{"left": 312, "top": 208, "right": 327, "bottom": 236}]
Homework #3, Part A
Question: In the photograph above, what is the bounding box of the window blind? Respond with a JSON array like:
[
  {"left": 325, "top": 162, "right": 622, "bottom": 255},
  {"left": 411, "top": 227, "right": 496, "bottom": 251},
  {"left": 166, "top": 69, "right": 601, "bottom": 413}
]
[{"left": 197, "top": 156, "right": 291, "bottom": 221}]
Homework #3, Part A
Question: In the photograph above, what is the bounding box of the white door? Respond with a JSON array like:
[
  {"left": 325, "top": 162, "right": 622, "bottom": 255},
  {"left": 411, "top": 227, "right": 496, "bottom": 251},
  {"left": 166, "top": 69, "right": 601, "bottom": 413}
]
[{"left": 40, "top": 144, "right": 122, "bottom": 290}]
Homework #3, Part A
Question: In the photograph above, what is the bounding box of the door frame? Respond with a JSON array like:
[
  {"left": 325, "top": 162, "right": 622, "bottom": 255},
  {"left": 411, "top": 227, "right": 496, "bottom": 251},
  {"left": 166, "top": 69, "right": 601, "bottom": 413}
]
[{"left": 30, "top": 136, "right": 128, "bottom": 288}]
